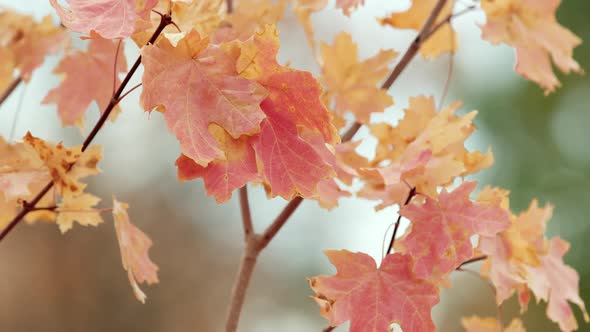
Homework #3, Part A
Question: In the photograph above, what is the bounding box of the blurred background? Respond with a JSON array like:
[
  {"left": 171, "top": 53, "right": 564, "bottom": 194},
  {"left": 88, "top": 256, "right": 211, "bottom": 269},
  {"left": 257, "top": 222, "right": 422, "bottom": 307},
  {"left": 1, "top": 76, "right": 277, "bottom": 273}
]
[{"left": 0, "top": 0, "right": 589, "bottom": 331}]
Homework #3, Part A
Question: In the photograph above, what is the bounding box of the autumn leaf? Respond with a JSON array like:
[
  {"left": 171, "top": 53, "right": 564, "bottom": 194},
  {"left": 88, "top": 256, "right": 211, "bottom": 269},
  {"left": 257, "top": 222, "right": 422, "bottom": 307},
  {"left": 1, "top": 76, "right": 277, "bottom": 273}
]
[
  {"left": 360, "top": 96, "right": 493, "bottom": 209},
  {"left": 336, "top": 0, "right": 365, "bottom": 16},
  {"left": 524, "top": 238, "right": 589, "bottom": 332},
  {"left": 0, "top": 135, "right": 53, "bottom": 227},
  {"left": 112, "top": 198, "right": 159, "bottom": 303},
  {"left": 0, "top": 136, "right": 48, "bottom": 200},
  {"left": 49, "top": 0, "right": 158, "bottom": 39},
  {"left": 397, "top": 181, "right": 510, "bottom": 281},
  {"left": 462, "top": 316, "right": 526, "bottom": 332},
  {"left": 480, "top": 0, "right": 582, "bottom": 94},
  {"left": 140, "top": 30, "right": 267, "bottom": 167},
  {"left": 43, "top": 37, "right": 127, "bottom": 128},
  {"left": 214, "top": 0, "right": 286, "bottom": 42},
  {"left": 23, "top": 133, "right": 102, "bottom": 198},
  {"left": 477, "top": 189, "right": 589, "bottom": 330},
  {"left": 56, "top": 193, "right": 104, "bottom": 233},
  {"left": 320, "top": 32, "right": 396, "bottom": 124},
  {"left": 253, "top": 100, "right": 335, "bottom": 199},
  {"left": 0, "top": 11, "right": 68, "bottom": 86},
  {"left": 381, "top": 0, "right": 457, "bottom": 58},
  {"left": 133, "top": 0, "right": 224, "bottom": 46},
  {"left": 310, "top": 250, "right": 439, "bottom": 332},
  {"left": 175, "top": 125, "right": 260, "bottom": 203}
]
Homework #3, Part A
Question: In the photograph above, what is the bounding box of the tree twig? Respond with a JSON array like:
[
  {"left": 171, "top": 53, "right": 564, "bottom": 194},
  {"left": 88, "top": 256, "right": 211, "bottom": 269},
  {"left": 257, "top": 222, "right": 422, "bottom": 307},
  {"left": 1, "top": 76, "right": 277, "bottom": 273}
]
[
  {"left": 0, "top": 14, "right": 173, "bottom": 244},
  {"left": 0, "top": 77, "right": 23, "bottom": 107},
  {"left": 239, "top": 186, "right": 254, "bottom": 238},
  {"left": 226, "top": 0, "right": 233, "bottom": 14},
  {"left": 457, "top": 255, "right": 487, "bottom": 269}
]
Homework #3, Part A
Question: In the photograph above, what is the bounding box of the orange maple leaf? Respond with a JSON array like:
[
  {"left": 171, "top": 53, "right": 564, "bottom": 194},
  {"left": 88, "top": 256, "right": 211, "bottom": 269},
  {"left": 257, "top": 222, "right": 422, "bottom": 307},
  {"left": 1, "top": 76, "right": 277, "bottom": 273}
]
[{"left": 481, "top": 0, "right": 582, "bottom": 94}]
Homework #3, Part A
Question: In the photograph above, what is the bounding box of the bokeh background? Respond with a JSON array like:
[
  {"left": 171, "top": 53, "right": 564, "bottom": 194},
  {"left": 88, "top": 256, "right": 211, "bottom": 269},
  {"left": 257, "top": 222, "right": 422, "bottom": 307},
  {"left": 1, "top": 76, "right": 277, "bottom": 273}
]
[{"left": 0, "top": 0, "right": 589, "bottom": 331}]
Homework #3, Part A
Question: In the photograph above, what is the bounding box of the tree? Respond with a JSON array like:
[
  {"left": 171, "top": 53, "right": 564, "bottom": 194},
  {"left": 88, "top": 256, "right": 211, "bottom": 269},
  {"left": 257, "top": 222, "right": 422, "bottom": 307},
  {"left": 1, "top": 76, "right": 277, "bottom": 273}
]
[{"left": 0, "top": 0, "right": 587, "bottom": 331}]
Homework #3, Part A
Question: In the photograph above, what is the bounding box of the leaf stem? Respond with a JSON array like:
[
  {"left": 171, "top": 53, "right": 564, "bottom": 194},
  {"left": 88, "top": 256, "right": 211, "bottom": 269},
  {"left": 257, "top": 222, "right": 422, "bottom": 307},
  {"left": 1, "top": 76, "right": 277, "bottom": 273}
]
[
  {"left": 0, "top": 14, "right": 173, "bottom": 244},
  {"left": 0, "top": 77, "right": 23, "bottom": 108}
]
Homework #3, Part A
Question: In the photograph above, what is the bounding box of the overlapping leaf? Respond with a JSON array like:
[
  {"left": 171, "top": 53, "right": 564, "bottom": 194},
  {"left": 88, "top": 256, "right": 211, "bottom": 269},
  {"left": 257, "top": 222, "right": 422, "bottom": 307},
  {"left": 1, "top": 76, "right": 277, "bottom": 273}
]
[
  {"left": 320, "top": 32, "right": 396, "bottom": 125},
  {"left": 50, "top": 0, "right": 158, "bottom": 39},
  {"left": 141, "top": 30, "right": 267, "bottom": 167},
  {"left": 397, "top": 181, "right": 509, "bottom": 281},
  {"left": 360, "top": 96, "right": 493, "bottom": 209},
  {"left": 477, "top": 188, "right": 589, "bottom": 331},
  {"left": 43, "top": 38, "right": 127, "bottom": 128},
  {"left": 23, "top": 133, "right": 102, "bottom": 198},
  {"left": 0, "top": 10, "right": 67, "bottom": 88}
]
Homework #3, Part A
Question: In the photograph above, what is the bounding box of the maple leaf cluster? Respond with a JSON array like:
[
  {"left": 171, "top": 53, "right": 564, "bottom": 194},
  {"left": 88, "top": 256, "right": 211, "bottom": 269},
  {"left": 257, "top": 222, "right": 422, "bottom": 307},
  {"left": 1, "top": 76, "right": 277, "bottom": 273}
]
[{"left": 0, "top": 0, "right": 586, "bottom": 330}]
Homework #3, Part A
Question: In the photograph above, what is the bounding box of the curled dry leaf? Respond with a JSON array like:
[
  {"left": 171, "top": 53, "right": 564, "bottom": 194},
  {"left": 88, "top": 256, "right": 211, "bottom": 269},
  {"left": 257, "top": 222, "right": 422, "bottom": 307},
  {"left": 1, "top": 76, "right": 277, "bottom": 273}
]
[
  {"left": 23, "top": 132, "right": 102, "bottom": 198},
  {"left": 112, "top": 198, "right": 159, "bottom": 303}
]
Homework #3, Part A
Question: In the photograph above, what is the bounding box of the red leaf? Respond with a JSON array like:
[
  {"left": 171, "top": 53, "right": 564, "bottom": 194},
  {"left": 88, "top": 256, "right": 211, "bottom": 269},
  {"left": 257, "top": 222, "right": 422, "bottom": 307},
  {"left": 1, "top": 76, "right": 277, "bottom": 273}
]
[{"left": 310, "top": 250, "right": 439, "bottom": 332}]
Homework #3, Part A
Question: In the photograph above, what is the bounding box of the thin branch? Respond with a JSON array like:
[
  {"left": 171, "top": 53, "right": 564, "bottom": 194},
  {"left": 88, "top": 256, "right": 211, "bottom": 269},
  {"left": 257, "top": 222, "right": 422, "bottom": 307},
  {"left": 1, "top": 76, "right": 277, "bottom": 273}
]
[
  {"left": 226, "top": 0, "right": 233, "bottom": 14},
  {"left": 116, "top": 83, "right": 143, "bottom": 104},
  {"left": 0, "top": 77, "right": 23, "bottom": 107},
  {"left": 340, "top": 0, "right": 450, "bottom": 141},
  {"left": 225, "top": 240, "right": 258, "bottom": 332},
  {"left": 386, "top": 187, "right": 417, "bottom": 255},
  {"left": 28, "top": 205, "right": 57, "bottom": 212},
  {"left": 112, "top": 39, "right": 122, "bottom": 96},
  {"left": 257, "top": 197, "right": 303, "bottom": 251},
  {"left": 239, "top": 186, "right": 254, "bottom": 238},
  {"left": 0, "top": 14, "right": 174, "bottom": 244},
  {"left": 457, "top": 255, "right": 487, "bottom": 269},
  {"left": 323, "top": 327, "right": 336, "bottom": 332}
]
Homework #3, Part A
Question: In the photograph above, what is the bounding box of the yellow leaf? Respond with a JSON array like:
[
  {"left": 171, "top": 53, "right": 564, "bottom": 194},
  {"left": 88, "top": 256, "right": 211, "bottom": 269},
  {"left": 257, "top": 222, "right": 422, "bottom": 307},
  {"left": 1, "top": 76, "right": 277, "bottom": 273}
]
[{"left": 56, "top": 193, "right": 103, "bottom": 233}]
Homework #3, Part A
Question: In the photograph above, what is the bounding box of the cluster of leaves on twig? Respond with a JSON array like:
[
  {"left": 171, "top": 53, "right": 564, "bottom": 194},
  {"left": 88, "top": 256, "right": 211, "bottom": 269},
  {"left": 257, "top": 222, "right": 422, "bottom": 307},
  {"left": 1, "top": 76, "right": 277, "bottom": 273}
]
[{"left": 0, "top": 0, "right": 586, "bottom": 331}]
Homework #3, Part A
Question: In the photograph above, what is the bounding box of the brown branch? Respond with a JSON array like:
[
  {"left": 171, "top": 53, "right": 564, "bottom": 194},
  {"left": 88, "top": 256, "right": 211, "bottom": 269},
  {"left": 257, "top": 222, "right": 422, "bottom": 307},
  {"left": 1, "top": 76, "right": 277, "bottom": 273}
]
[
  {"left": 0, "top": 77, "right": 23, "bottom": 107},
  {"left": 323, "top": 327, "right": 336, "bottom": 332},
  {"left": 0, "top": 14, "right": 173, "bottom": 244},
  {"left": 226, "top": 0, "right": 233, "bottom": 14},
  {"left": 225, "top": 237, "right": 258, "bottom": 332},
  {"left": 239, "top": 186, "right": 254, "bottom": 238}
]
